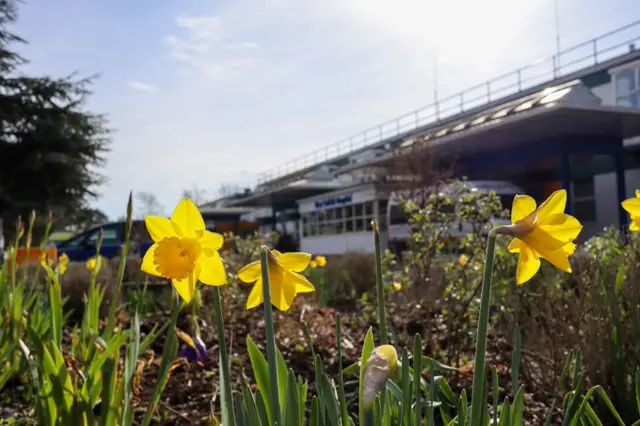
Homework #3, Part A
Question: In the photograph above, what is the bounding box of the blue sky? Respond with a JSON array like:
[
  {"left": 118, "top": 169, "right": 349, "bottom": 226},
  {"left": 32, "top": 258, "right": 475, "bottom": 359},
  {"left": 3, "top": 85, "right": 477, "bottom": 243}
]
[{"left": 13, "top": 0, "right": 639, "bottom": 219}]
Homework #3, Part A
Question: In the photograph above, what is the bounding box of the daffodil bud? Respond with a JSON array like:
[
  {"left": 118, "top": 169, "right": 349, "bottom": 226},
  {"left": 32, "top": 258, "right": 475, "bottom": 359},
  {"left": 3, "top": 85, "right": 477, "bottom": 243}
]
[{"left": 361, "top": 345, "right": 398, "bottom": 410}]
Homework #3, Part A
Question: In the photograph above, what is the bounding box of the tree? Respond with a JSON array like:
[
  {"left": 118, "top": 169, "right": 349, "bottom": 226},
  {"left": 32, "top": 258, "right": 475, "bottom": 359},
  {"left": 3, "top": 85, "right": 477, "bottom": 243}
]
[
  {"left": 0, "top": 0, "right": 110, "bottom": 242},
  {"left": 135, "top": 191, "right": 164, "bottom": 218},
  {"left": 181, "top": 184, "right": 207, "bottom": 205}
]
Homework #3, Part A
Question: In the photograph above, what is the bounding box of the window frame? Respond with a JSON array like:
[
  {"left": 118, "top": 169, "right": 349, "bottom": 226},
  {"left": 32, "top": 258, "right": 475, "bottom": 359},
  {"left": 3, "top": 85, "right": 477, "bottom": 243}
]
[{"left": 612, "top": 65, "right": 640, "bottom": 108}]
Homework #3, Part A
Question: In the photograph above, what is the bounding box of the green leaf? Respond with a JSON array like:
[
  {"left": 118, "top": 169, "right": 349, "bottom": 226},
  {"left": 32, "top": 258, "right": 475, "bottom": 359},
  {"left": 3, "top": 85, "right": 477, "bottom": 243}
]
[
  {"left": 322, "top": 373, "right": 341, "bottom": 426},
  {"left": 247, "top": 335, "right": 272, "bottom": 424},
  {"left": 413, "top": 334, "right": 423, "bottom": 426},
  {"left": 509, "top": 385, "right": 524, "bottom": 425},
  {"left": 283, "top": 369, "right": 300, "bottom": 426},
  {"left": 241, "top": 383, "right": 263, "bottom": 426}
]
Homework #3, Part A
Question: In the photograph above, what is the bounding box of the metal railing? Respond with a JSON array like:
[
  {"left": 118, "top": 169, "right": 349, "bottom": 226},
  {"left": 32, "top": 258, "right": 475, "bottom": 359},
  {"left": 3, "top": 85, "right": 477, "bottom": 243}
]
[{"left": 252, "top": 19, "right": 640, "bottom": 190}]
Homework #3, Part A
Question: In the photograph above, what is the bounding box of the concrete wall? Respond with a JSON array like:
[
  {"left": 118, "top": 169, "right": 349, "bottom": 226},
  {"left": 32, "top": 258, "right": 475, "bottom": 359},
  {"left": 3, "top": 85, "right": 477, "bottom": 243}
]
[{"left": 300, "top": 232, "right": 388, "bottom": 255}]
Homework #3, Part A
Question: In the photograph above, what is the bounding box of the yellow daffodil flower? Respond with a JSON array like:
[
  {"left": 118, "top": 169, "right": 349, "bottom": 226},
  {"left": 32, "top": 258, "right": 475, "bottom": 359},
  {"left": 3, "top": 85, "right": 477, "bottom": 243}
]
[
  {"left": 40, "top": 252, "right": 69, "bottom": 276},
  {"left": 309, "top": 260, "right": 318, "bottom": 269},
  {"left": 362, "top": 345, "right": 399, "bottom": 409},
  {"left": 391, "top": 282, "right": 402, "bottom": 292},
  {"left": 503, "top": 189, "right": 582, "bottom": 285},
  {"left": 58, "top": 253, "right": 69, "bottom": 275},
  {"left": 86, "top": 256, "right": 104, "bottom": 272},
  {"left": 621, "top": 189, "right": 640, "bottom": 231},
  {"left": 237, "top": 247, "right": 315, "bottom": 311},
  {"left": 315, "top": 255, "right": 327, "bottom": 267},
  {"left": 141, "top": 197, "right": 227, "bottom": 303},
  {"left": 458, "top": 254, "right": 469, "bottom": 267}
]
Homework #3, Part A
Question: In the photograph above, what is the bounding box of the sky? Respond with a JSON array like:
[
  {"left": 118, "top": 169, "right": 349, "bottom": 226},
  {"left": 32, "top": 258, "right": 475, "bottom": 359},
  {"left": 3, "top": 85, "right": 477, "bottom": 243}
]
[{"left": 12, "top": 0, "right": 640, "bottom": 219}]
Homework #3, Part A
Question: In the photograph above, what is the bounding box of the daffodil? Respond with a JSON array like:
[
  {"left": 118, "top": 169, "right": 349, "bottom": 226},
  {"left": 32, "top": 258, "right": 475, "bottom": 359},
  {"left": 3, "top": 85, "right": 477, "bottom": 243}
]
[
  {"left": 362, "top": 345, "right": 398, "bottom": 409},
  {"left": 503, "top": 189, "right": 582, "bottom": 285},
  {"left": 40, "top": 252, "right": 69, "bottom": 276},
  {"left": 458, "top": 254, "right": 469, "bottom": 267},
  {"left": 141, "top": 197, "right": 227, "bottom": 303},
  {"left": 86, "top": 256, "right": 104, "bottom": 272},
  {"left": 391, "top": 282, "right": 402, "bottom": 292},
  {"left": 621, "top": 189, "right": 640, "bottom": 231},
  {"left": 309, "top": 260, "right": 318, "bottom": 269},
  {"left": 237, "top": 247, "right": 315, "bottom": 311},
  {"left": 315, "top": 255, "right": 327, "bottom": 267}
]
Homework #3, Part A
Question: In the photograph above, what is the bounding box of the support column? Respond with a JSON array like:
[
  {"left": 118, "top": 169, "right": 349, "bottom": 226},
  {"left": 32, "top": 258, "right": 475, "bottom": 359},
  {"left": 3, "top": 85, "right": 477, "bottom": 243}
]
[
  {"left": 614, "top": 152, "right": 627, "bottom": 230},
  {"left": 561, "top": 153, "right": 573, "bottom": 215}
]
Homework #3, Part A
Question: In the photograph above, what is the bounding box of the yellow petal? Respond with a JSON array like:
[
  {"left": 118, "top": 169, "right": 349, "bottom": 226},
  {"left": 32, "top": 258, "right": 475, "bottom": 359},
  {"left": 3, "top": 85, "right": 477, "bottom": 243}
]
[
  {"left": 536, "top": 245, "right": 572, "bottom": 273},
  {"left": 507, "top": 238, "right": 523, "bottom": 253},
  {"left": 622, "top": 197, "right": 640, "bottom": 215},
  {"left": 522, "top": 226, "right": 569, "bottom": 252},
  {"left": 145, "top": 216, "right": 176, "bottom": 242},
  {"left": 141, "top": 244, "right": 162, "bottom": 277},
  {"left": 537, "top": 213, "right": 583, "bottom": 243},
  {"left": 278, "top": 252, "right": 312, "bottom": 272},
  {"left": 238, "top": 261, "right": 261, "bottom": 283},
  {"left": 286, "top": 270, "right": 315, "bottom": 293},
  {"left": 171, "top": 198, "right": 205, "bottom": 237},
  {"left": 636, "top": 189, "right": 640, "bottom": 199},
  {"left": 536, "top": 190, "right": 567, "bottom": 220},
  {"left": 246, "top": 278, "right": 264, "bottom": 309},
  {"left": 630, "top": 218, "right": 640, "bottom": 232},
  {"left": 270, "top": 269, "right": 296, "bottom": 311},
  {"left": 172, "top": 271, "right": 198, "bottom": 303},
  {"left": 562, "top": 242, "right": 577, "bottom": 256},
  {"left": 59, "top": 253, "right": 69, "bottom": 267},
  {"left": 200, "top": 230, "right": 224, "bottom": 251},
  {"left": 511, "top": 195, "right": 537, "bottom": 223},
  {"left": 516, "top": 246, "right": 540, "bottom": 285},
  {"left": 197, "top": 252, "right": 227, "bottom": 286}
]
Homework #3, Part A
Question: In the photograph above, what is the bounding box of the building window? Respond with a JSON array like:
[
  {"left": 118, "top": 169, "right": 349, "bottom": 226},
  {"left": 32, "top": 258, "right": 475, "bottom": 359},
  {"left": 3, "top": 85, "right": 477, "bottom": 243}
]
[
  {"left": 300, "top": 201, "right": 378, "bottom": 237},
  {"left": 614, "top": 68, "right": 640, "bottom": 108},
  {"left": 572, "top": 177, "right": 596, "bottom": 222}
]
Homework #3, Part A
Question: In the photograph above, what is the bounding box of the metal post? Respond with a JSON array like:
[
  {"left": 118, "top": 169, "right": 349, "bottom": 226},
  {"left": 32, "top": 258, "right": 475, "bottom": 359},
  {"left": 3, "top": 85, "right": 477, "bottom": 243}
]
[
  {"left": 614, "top": 151, "right": 627, "bottom": 230},
  {"left": 561, "top": 153, "right": 573, "bottom": 215}
]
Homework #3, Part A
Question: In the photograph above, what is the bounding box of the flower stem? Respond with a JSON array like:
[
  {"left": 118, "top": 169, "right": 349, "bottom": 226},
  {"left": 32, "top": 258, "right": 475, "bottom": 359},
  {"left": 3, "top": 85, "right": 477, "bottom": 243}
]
[
  {"left": 211, "top": 286, "right": 236, "bottom": 426},
  {"left": 260, "top": 247, "right": 281, "bottom": 425},
  {"left": 469, "top": 229, "right": 497, "bottom": 425},
  {"left": 372, "top": 221, "right": 388, "bottom": 345}
]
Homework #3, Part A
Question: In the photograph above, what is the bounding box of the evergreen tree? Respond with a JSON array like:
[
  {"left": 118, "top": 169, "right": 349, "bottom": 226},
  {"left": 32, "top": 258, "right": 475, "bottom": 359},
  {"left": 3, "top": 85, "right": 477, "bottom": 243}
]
[{"left": 0, "top": 0, "right": 110, "bottom": 242}]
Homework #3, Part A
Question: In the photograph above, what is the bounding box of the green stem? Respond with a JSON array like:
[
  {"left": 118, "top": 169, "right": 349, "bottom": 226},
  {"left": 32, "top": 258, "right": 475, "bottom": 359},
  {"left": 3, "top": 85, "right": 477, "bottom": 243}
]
[
  {"left": 469, "top": 230, "right": 497, "bottom": 425},
  {"left": 260, "top": 248, "right": 281, "bottom": 426},
  {"left": 372, "top": 221, "right": 388, "bottom": 345},
  {"left": 211, "top": 286, "right": 236, "bottom": 426}
]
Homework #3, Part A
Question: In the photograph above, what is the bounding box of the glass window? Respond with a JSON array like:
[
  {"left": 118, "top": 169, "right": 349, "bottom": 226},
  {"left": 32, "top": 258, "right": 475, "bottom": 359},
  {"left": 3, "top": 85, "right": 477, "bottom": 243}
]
[
  {"left": 88, "top": 226, "right": 119, "bottom": 245},
  {"left": 572, "top": 177, "right": 596, "bottom": 223},
  {"left": 574, "top": 199, "right": 596, "bottom": 222},
  {"left": 614, "top": 68, "right": 640, "bottom": 108}
]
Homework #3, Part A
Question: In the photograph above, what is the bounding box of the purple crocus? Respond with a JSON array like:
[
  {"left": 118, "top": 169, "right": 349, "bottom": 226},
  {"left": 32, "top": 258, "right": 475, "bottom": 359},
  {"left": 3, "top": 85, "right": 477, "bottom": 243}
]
[{"left": 176, "top": 328, "right": 208, "bottom": 365}]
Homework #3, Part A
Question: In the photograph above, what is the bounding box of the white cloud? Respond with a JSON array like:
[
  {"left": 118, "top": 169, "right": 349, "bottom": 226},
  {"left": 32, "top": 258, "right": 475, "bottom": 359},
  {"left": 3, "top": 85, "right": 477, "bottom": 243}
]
[
  {"left": 95, "top": 0, "right": 587, "bottom": 217},
  {"left": 163, "top": 14, "right": 260, "bottom": 82},
  {"left": 126, "top": 81, "right": 157, "bottom": 92}
]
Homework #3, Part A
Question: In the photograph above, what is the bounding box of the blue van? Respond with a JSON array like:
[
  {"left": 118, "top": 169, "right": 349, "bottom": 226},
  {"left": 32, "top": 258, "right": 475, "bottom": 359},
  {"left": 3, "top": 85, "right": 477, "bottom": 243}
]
[{"left": 54, "top": 220, "right": 153, "bottom": 262}]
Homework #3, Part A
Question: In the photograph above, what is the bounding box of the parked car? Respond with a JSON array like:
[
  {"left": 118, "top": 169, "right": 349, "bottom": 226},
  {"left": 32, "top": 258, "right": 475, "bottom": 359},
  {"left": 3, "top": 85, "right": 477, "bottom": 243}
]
[{"left": 54, "top": 220, "right": 153, "bottom": 262}]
